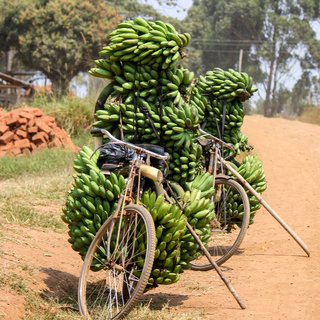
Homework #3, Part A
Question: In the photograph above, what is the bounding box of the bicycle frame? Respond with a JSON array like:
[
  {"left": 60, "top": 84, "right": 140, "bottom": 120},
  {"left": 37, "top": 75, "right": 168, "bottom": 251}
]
[
  {"left": 90, "top": 127, "right": 246, "bottom": 309},
  {"left": 199, "top": 129, "right": 309, "bottom": 256}
]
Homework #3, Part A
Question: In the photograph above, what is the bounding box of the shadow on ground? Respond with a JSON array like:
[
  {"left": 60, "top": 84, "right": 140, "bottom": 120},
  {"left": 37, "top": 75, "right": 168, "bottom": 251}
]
[
  {"left": 40, "top": 267, "right": 78, "bottom": 305},
  {"left": 141, "top": 291, "right": 189, "bottom": 310}
]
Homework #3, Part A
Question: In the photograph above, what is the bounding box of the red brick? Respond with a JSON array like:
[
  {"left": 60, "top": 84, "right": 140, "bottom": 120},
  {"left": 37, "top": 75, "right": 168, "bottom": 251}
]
[
  {"left": 0, "top": 150, "right": 7, "bottom": 157},
  {"left": 28, "top": 126, "right": 38, "bottom": 134},
  {"left": 6, "top": 116, "right": 19, "bottom": 126},
  {"left": 35, "top": 119, "right": 52, "bottom": 134},
  {"left": 35, "top": 141, "right": 48, "bottom": 150},
  {"left": 0, "top": 142, "right": 14, "bottom": 151},
  {"left": 53, "top": 127, "right": 65, "bottom": 140},
  {"left": 10, "top": 148, "right": 21, "bottom": 156},
  {"left": 48, "top": 137, "right": 63, "bottom": 148},
  {"left": 27, "top": 119, "right": 35, "bottom": 128},
  {"left": 12, "top": 134, "right": 20, "bottom": 140},
  {"left": 19, "top": 111, "right": 35, "bottom": 120},
  {"left": 0, "top": 131, "right": 15, "bottom": 144},
  {"left": 22, "top": 148, "right": 32, "bottom": 156},
  {"left": 32, "top": 109, "right": 43, "bottom": 117},
  {"left": 32, "top": 132, "right": 48, "bottom": 144},
  {"left": 14, "top": 139, "right": 30, "bottom": 149},
  {"left": 30, "top": 142, "right": 37, "bottom": 151},
  {"left": 17, "top": 117, "right": 28, "bottom": 125},
  {"left": 0, "top": 124, "right": 9, "bottom": 134},
  {"left": 42, "top": 115, "right": 55, "bottom": 123},
  {"left": 16, "top": 129, "right": 27, "bottom": 138}
]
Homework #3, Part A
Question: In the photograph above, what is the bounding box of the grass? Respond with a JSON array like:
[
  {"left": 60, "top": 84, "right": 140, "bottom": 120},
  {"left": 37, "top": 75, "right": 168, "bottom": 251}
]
[
  {"left": 23, "top": 292, "right": 82, "bottom": 320},
  {"left": 0, "top": 272, "right": 28, "bottom": 294},
  {"left": 0, "top": 156, "right": 74, "bottom": 231},
  {"left": 299, "top": 106, "right": 320, "bottom": 126},
  {"left": 0, "top": 202, "right": 65, "bottom": 230},
  {"left": 128, "top": 304, "right": 204, "bottom": 320},
  {"left": 0, "top": 268, "right": 203, "bottom": 320},
  {"left": 0, "top": 148, "right": 76, "bottom": 180},
  {"left": 22, "top": 291, "right": 203, "bottom": 320}
]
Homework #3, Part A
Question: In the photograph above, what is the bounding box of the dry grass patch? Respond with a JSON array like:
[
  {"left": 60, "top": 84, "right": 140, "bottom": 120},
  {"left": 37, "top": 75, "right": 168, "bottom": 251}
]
[
  {"left": 299, "top": 107, "right": 320, "bottom": 126},
  {"left": 0, "top": 170, "right": 73, "bottom": 231}
]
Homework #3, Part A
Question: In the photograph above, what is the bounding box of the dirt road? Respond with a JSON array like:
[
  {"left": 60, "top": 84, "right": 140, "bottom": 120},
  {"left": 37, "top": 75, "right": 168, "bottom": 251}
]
[
  {"left": 1, "top": 115, "right": 319, "bottom": 319},
  {"left": 145, "top": 115, "right": 320, "bottom": 319}
]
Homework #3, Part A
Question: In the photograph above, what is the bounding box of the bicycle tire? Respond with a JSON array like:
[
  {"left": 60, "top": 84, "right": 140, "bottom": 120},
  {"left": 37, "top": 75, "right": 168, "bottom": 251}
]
[
  {"left": 78, "top": 204, "right": 156, "bottom": 320},
  {"left": 190, "top": 177, "right": 250, "bottom": 270}
]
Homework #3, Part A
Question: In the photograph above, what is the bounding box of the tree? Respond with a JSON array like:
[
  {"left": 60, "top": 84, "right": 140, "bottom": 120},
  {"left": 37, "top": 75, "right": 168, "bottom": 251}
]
[
  {"left": 185, "top": 0, "right": 265, "bottom": 76},
  {"left": 185, "top": 0, "right": 320, "bottom": 117},
  {"left": 259, "top": 1, "right": 320, "bottom": 116},
  {"left": 2, "top": 0, "right": 120, "bottom": 97}
]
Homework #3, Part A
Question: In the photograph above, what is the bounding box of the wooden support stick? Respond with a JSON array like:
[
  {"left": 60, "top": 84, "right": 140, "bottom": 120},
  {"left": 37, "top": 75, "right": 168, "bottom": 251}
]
[
  {"left": 187, "top": 223, "right": 246, "bottom": 309},
  {"left": 222, "top": 159, "right": 310, "bottom": 257}
]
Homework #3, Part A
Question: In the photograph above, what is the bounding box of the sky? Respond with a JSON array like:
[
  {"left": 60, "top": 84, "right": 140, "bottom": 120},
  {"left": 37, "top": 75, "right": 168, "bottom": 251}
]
[{"left": 138, "top": 0, "right": 193, "bottom": 20}]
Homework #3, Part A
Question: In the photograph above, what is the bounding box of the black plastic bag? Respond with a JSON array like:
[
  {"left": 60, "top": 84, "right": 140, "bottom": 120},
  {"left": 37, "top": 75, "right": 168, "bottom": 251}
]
[{"left": 97, "top": 143, "right": 135, "bottom": 168}]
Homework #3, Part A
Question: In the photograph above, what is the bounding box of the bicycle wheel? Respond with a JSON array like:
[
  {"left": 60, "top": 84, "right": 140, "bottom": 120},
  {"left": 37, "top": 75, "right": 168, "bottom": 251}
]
[
  {"left": 78, "top": 204, "right": 156, "bottom": 320},
  {"left": 190, "top": 178, "right": 250, "bottom": 270}
]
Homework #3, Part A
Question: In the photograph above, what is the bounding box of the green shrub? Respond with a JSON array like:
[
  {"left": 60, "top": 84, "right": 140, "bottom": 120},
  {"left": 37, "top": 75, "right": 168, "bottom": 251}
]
[{"left": 31, "top": 95, "right": 95, "bottom": 137}]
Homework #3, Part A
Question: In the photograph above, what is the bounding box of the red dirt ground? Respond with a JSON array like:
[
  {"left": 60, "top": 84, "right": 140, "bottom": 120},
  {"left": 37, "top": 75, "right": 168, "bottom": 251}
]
[{"left": 1, "top": 115, "right": 319, "bottom": 319}]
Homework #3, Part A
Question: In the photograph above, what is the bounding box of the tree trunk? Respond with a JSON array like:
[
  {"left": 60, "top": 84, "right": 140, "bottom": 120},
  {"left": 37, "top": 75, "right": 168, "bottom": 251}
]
[
  {"left": 50, "top": 77, "right": 70, "bottom": 98},
  {"left": 271, "top": 46, "right": 280, "bottom": 116},
  {"left": 263, "top": 60, "right": 274, "bottom": 117},
  {"left": 264, "top": 27, "right": 277, "bottom": 117},
  {"left": 5, "top": 50, "right": 14, "bottom": 72}
]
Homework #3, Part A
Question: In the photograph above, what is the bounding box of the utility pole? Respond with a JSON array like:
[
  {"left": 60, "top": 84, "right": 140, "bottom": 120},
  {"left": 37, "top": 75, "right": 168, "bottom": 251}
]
[{"left": 238, "top": 49, "right": 243, "bottom": 72}]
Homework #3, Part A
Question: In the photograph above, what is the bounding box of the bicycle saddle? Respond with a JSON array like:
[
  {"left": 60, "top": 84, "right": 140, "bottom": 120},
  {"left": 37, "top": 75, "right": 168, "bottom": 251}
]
[{"left": 136, "top": 143, "right": 165, "bottom": 156}]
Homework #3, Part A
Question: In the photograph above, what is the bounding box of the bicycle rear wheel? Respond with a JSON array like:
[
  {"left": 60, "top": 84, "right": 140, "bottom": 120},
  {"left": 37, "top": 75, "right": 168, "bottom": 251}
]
[
  {"left": 78, "top": 204, "right": 156, "bottom": 320},
  {"left": 190, "top": 177, "right": 250, "bottom": 270}
]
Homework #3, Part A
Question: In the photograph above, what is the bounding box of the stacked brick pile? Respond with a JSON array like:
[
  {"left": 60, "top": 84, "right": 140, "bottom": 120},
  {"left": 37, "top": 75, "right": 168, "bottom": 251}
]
[{"left": 0, "top": 107, "right": 79, "bottom": 157}]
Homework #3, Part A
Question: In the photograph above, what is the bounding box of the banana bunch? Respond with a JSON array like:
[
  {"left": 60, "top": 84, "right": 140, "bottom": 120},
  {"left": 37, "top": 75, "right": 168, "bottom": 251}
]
[
  {"left": 111, "top": 63, "right": 159, "bottom": 100},
  {"left": 93, "top": 102, "right": 121, "bottom": 132},
  {"left": 89, "top": 60, "right": 122, "bottom": 79},
  {"left": 162, "top": 101, "right": 200, "bottom": 148},
  {"left": 160, "top": 67, "right": 195, "bottom": 106},
  {"left": 210, "top": 99, "right": 245, "bottom": 130},
  {"left": 178, "top": 173, "right": 215, "bottom": 268},
  {"left": 189, "top": 86, "right": 209, "bottom": 122},
  {"left": 223, "top": 129, "right": 252, "bottom": 156},
  {"left": 225, "top": 155, "right": 266, "bottom": 226},
  {"left": 140, "top": 191, "right": 187, "bottom": 285},
  {"left": 61, "top": 146, "right": 126, "bottom": 263},
  {"left": 196, "top": 68, "right": 257, "bottom": 102},
  {"left": 236, "top": 155, "right": 267, "bottom": 224},
  {"left": 109, "top": 63, "right": 195, "bottom": 106},
  {"left": 94, "top": 17, "right": 191, "bottom": 72},
  {"left": 167, "top": 142, "right": 203, "bottom": 184}
]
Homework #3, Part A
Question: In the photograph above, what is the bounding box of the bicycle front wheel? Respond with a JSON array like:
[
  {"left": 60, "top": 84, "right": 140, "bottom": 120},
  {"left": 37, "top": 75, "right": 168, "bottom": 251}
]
[
  {"left": 190, "top": 178, "right": 250, "bottom": 270},
  {"left": 78, "top": 204, "right": 156, "bottom": 320}
]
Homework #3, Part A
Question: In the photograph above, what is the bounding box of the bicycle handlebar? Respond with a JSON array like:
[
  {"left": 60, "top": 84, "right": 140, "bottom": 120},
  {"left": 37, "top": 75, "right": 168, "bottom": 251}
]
[
  {"left": 198, "top": 128, "right": 237, "bottom": 158},
  {"left": 91, "top": 128, "right": 169, "bottom": 161}
]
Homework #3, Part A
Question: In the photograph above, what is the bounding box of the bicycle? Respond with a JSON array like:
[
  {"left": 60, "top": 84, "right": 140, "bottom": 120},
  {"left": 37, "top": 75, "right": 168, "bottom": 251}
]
[
  {"left": 187, "top": 128, "right": 250, "bottom": 270},
  {"left": 78, "top": 127, "right": 247, "bottom": 319}
]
